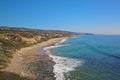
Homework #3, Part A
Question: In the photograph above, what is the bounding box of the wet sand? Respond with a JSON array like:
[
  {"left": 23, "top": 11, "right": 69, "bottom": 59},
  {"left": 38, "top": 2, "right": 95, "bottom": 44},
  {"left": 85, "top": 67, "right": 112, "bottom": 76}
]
[{"left": 5, "top": 38, "right": 63, "bottom": 80}]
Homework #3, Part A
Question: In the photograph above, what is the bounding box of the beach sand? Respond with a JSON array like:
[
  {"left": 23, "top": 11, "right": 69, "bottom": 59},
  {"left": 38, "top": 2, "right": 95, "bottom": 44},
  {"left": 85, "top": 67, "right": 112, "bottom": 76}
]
[{"left": 5, "top": 38, "right": 63, "bottom": 80}]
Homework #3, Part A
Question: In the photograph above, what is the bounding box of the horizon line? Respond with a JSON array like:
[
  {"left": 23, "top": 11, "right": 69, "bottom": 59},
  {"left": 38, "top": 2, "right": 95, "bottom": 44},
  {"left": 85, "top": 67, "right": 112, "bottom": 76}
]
[{"left": 0, "top": 25, "right": 120, "bottom": 35}]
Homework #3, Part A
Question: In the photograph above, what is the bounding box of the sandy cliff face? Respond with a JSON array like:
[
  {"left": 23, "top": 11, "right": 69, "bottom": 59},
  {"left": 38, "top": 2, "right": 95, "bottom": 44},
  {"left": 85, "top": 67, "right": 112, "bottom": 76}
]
[
  {"left": 0, "top": 34, "right": 22, "bottom": 42},
  {"left": 21, "top": 36, "right": 42, "bottom": 44},
  {"left": 0, "top": 34, "right": 42, "bottom": 44}
]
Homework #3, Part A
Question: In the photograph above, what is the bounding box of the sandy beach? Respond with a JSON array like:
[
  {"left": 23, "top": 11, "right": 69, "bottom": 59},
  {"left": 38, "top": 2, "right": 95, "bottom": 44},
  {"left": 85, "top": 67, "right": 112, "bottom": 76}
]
[{"left": 5, "top": 38, "right": 64, "bottom": 80}]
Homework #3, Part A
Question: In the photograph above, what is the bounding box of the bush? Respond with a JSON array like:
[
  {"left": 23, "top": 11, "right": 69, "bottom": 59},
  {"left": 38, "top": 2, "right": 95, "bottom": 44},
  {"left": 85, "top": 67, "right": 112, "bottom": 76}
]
[
  {"left": 0, "top": 39, "right": 18, "bottom": 50},
  {"left": 0, "top": 71, "right": 31, "bottom": 80}
]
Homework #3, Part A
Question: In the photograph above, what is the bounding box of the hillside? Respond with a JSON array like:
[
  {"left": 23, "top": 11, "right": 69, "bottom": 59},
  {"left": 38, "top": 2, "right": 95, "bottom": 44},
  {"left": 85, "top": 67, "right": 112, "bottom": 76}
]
[{"left": 0, "top": 26, "right": 74, "bottom": 80}]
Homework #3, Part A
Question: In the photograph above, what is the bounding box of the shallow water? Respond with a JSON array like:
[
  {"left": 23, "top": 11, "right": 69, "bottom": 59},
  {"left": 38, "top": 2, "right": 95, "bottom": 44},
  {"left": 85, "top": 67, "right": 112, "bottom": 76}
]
[{"left": 50, "top": 35, "right": 120, "bottom": 80}]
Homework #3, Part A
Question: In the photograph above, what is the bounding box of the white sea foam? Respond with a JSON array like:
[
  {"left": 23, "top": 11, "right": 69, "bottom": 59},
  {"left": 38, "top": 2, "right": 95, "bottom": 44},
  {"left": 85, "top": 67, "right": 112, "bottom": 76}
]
[
  {"left": 43, "top": 38, "right": 83, "bottom": 80},
  {"left": 59, "top": 39, "right": 67, "bottom": 43},
  {"left": 43, "top": 45, "right": 63, "bottom": 50},
  {"left": 49, "top": 55, "right": 83, "bottom": 80},
  {"left": 55, "top": 38, "right": 67, "bottom": 45},
  {"left": 44, "top": 39, "right": 67, "bottom": 50}
]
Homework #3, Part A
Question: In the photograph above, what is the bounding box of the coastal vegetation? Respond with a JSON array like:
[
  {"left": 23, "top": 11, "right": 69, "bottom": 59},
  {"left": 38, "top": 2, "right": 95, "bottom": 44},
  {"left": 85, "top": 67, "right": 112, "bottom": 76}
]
[{"left": 0, "top": 26, "right": 74, "bottom": 80}]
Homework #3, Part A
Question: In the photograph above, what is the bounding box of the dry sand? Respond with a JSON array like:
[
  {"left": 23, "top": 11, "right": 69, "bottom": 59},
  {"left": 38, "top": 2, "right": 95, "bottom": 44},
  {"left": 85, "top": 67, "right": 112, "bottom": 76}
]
[{"left": 5, "top": 38, "right": 63, "bottom": 80}]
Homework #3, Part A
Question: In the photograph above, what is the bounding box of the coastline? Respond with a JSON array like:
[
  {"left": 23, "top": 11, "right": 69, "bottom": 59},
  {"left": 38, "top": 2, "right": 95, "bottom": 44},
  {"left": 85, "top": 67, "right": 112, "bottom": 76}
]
[
  {"left": 5, "top": 38, "right": 66, "bottom": 80},
  {"left": 46, "top": 37, "right": 82, "bottom": 80}
]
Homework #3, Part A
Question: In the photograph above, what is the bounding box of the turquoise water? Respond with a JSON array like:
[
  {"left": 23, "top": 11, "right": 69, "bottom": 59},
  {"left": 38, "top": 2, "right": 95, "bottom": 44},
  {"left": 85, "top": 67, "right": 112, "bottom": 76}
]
[{"left": 51, "top": 35, "right": 120, "bottom": 80}]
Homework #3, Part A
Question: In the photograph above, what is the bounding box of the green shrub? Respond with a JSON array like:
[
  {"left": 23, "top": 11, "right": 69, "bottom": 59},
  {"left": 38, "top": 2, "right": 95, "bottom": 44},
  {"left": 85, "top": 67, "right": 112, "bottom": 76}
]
[{"left": 0, "top": 71, "right": 31, "bottom": 80}]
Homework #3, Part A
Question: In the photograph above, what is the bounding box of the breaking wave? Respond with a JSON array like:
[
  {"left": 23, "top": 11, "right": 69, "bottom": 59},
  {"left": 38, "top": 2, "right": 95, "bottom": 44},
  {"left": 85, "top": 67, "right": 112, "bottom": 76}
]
[
  {"left": 49, "top": 55, "right": 82, "bottom": 80},
  {"left": 44, "top": 38, "right": 83, "bottom": 80}
]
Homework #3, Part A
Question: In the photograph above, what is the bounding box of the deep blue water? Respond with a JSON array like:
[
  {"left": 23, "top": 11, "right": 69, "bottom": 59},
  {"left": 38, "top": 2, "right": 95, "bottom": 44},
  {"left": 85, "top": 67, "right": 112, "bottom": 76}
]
[{"left": 51, "top": 35, "right": 120, "bottom": 80}]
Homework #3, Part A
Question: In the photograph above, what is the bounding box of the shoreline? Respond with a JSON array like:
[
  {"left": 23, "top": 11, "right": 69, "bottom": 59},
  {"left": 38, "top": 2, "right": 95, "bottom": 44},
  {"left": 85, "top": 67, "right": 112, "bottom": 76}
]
[
  {"left": 46, "top": 37, "right": 82, "bottom": 80},
  {"left": 5, "top": 38, "right": 66, "bottom": 80}
]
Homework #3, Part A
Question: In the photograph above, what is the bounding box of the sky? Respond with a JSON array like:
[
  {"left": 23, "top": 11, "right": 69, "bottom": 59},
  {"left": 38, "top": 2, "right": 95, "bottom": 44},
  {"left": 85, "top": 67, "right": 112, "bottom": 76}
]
[{"left": 0, "top": 0, "right": 120, "bottom": 34}]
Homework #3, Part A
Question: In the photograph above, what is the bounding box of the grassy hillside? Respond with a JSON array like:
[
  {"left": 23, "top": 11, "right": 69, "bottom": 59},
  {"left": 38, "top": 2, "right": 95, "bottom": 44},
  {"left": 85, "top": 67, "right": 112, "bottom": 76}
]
[
  {"left": 0, "top": 26, "right": 74, "bottom": 80},
  {"left": 0, "top": 26, "right": 74, "bottom": 69}
]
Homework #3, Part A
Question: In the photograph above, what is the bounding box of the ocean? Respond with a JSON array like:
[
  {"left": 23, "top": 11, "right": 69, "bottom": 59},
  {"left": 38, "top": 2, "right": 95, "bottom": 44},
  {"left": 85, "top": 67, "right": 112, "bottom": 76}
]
[{"left": 46, "top": 35, "right": 120, "bottom": 80}]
